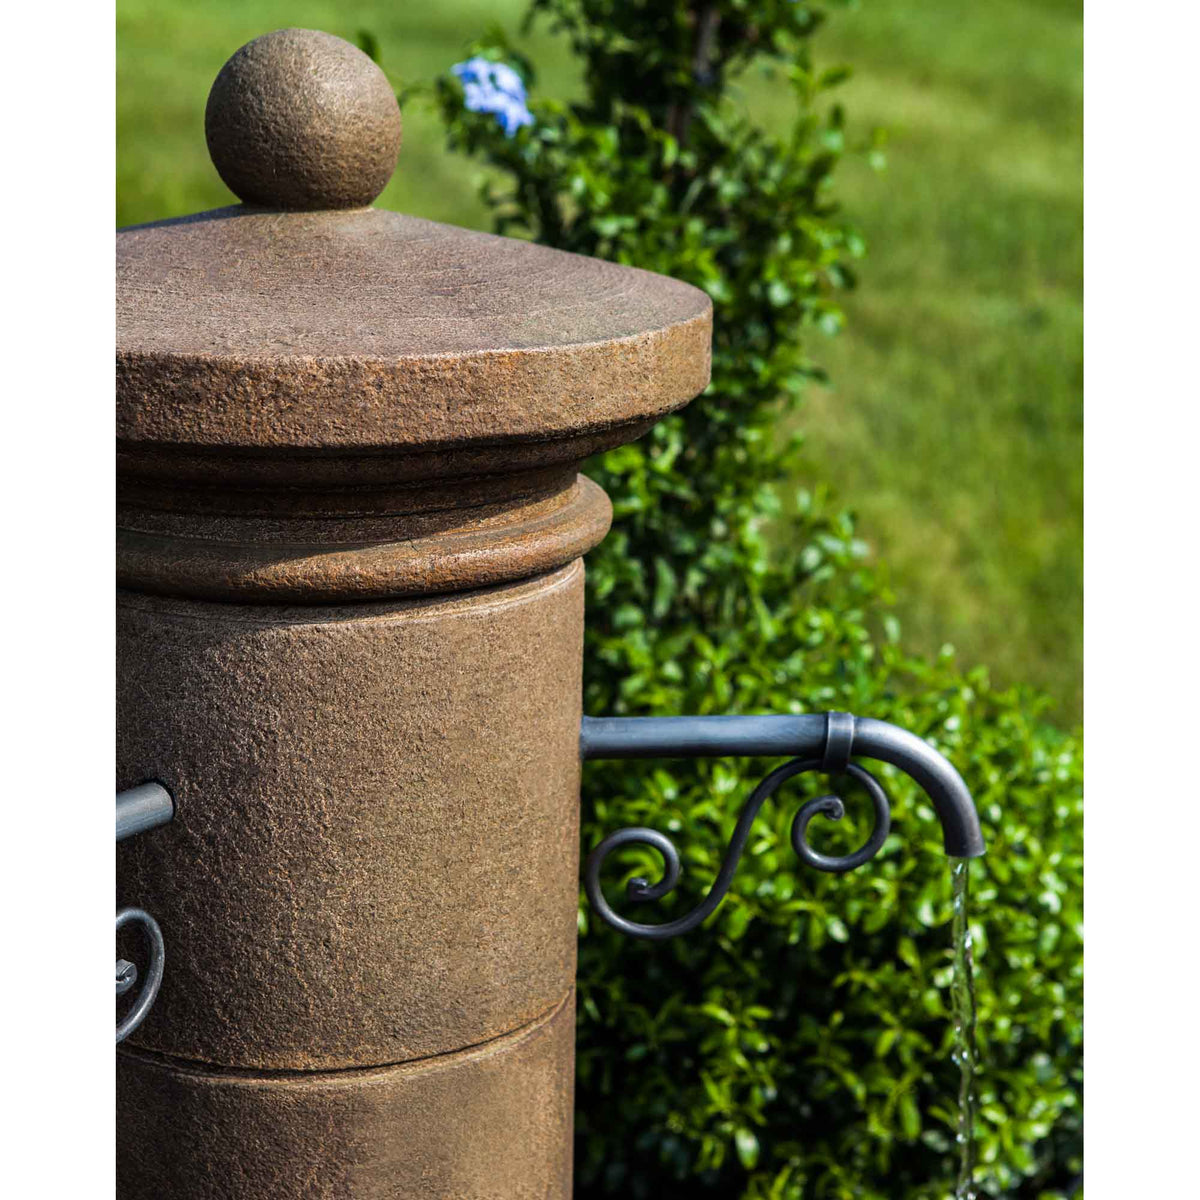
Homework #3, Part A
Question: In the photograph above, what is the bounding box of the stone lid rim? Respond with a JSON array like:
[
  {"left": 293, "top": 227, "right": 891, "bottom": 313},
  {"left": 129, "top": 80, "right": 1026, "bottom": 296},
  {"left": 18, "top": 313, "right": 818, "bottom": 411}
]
[{"left": 117, "top": 313, "right": 712, "bottom": 454}]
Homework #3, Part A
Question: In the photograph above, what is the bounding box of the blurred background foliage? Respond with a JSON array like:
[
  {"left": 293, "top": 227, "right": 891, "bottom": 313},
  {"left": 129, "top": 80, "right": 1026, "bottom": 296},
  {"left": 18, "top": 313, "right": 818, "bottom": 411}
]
[{"left": 117, "top": 2, "right": 1082, "bottom": 1197}]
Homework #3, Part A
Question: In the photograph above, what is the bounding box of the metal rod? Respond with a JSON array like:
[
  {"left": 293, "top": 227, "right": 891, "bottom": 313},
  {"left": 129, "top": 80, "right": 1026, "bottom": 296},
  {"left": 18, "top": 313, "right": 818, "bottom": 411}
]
[
  {"left": 116, "top": 782, "right": 175, "bottom": 843},
  {"left": 581, "top": 713, "right": 828, "bottom": 761}
]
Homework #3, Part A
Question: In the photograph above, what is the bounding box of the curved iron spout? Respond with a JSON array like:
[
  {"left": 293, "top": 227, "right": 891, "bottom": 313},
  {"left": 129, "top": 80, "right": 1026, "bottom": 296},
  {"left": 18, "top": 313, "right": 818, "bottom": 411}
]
[{"left": 580, "top": 712, "right": 985, "bottom": 858}]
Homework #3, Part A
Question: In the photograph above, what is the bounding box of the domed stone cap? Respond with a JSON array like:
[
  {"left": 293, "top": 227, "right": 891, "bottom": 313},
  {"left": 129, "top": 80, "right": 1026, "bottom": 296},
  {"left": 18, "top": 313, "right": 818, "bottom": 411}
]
[
  {"left": 117, "top": 29, "right": 712, "bottom": 487},
  {"left": 205, "top": 28, "right": 402, "bottom": 209}
]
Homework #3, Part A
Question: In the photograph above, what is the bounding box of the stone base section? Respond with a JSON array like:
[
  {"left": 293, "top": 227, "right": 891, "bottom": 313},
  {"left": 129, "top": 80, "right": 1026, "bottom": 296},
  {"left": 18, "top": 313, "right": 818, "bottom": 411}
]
[{"left": 117, "top": 991, "right": 574, "bottom": 1199}]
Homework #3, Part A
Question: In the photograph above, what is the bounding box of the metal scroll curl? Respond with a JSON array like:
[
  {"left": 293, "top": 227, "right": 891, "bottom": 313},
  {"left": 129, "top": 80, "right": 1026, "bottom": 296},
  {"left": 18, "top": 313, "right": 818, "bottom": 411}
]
[
  {"left": 583, "top": 758, "right": 891, "bottom": 941},
  {"left": 116, "top": 906, "right": 165, "bottom": 1044}
]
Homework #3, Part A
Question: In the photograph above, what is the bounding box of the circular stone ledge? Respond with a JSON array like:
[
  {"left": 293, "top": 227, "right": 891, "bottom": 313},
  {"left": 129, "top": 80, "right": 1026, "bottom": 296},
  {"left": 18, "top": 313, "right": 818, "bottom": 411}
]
[{"left": 118, "top": 475, "right": 611, "bottom": 602}]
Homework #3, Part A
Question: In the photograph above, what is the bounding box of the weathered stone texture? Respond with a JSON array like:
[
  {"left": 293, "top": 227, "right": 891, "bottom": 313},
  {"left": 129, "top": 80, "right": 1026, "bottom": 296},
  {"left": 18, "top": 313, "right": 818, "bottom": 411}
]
[
  {"left": 116, "top": 205, "right": 711, "bottom": 467},
  {"left": 118, "top": 563, "right": 584, "bottom": 1071},
  {"left": 117, "top": 991, "right": 575, "bottom": 1199},
  {"left": 118, "top": 474, "right": 613, "bottom": 603},
  {"left": 206, "top": 29, "right": 403, "bottom": 210}
]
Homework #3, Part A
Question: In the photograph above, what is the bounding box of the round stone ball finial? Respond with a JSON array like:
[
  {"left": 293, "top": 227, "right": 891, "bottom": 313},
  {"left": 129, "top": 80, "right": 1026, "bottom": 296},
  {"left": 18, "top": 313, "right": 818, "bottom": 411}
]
[{"left": 205, "top": 28, "right": 402, "bottom": 210}]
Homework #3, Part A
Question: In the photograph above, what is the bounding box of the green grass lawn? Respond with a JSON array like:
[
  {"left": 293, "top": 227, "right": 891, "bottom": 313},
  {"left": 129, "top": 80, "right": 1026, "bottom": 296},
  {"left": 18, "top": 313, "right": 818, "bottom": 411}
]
[
  {"left": 117, "top": 0, "right": 1082, "bottom": 721},
  {"left": 782, "top": 0, "right": 1083, "bottom": 722}
]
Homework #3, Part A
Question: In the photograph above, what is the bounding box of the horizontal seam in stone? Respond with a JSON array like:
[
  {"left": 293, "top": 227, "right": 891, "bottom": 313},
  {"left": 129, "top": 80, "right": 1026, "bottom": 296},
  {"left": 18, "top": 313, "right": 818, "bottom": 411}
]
[{"left": 116, "top": 989, "right": 573, "bottom": 1083}]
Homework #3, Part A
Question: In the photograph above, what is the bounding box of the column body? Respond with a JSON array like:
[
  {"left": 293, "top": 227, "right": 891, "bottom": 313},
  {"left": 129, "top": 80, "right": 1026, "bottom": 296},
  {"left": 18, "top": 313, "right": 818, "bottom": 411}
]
[{"left": 116, "top": 472, "right": 607, "bottom": 1198}]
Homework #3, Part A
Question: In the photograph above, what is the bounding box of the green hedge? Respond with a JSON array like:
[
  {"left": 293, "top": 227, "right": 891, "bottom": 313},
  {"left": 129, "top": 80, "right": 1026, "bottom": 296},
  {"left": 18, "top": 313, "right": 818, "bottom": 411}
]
[{"left": 416, "top": 3, "right": 1083, "bottom": 1195}]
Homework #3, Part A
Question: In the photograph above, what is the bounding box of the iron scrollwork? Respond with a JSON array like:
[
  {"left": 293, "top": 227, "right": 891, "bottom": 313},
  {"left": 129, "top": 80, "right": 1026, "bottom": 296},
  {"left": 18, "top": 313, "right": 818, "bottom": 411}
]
[
  {"left": 115, "top": 906, "right": 166, "bottom": 1044},
  {"left": 581, "top": 711, "right": 983, "bottom": 941}
]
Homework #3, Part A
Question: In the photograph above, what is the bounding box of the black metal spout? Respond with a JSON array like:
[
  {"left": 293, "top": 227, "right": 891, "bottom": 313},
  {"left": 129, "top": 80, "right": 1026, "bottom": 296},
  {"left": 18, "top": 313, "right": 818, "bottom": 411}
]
[
  {"left": 580, "top": 710, "right": 983, "bottom": 941},
  {"left": 580, "top": 711, "right": 985, "bottom": 859}
]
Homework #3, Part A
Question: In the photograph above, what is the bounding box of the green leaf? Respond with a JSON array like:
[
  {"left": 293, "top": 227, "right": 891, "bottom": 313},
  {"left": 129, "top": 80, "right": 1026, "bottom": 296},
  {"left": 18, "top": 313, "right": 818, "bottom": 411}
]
[
  {"left": 767, "top": 279, "right": 794, "bottom": 307},
  {"left": 699, "top": 1003, "right": 736, "bottom": 1027},
  {"left": 735, "top": 1127, "right": 760, "bottom": 1170}
]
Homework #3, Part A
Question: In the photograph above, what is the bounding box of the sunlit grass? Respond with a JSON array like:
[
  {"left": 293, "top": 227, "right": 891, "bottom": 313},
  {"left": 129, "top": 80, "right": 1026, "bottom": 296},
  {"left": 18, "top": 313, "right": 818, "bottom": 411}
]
[{"left": 803, "top": 0, "right": 1082, "bottom": 720}]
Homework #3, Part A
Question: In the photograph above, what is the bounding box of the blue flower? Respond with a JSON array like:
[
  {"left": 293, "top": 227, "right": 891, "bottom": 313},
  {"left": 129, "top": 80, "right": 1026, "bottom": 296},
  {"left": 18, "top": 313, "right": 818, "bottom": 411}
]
[{"left": 452, "top": 56, "right": 534, "bottom": 137}]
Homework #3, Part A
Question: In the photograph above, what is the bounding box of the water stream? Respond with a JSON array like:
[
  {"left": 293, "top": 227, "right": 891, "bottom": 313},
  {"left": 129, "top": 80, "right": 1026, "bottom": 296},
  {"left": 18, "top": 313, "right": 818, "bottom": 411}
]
[{"left": 949, "top": 858, "right": 981, "bottom": 1199}]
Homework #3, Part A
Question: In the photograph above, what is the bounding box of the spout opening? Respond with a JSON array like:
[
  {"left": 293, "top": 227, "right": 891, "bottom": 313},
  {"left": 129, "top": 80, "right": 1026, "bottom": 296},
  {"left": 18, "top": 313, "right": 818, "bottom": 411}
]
[{"left": 945, "top": 831, "right": 987, "bottom": 860}]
